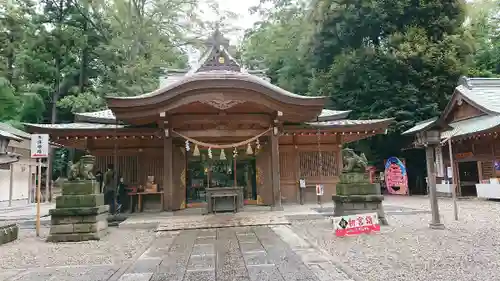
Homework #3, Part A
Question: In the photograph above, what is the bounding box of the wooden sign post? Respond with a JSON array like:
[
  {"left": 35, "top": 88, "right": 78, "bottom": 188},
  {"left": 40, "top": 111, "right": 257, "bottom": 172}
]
[{"left": 30, "top": 134, "right": 49, "bottom": 237}]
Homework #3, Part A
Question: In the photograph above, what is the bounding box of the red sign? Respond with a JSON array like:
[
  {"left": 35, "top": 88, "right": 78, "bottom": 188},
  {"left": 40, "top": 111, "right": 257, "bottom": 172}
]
[
  {"left": 384, "top": 157, "right": 408, "bottom": 195},
  {"left": 333, "top": 213, "right": 380, "bottom": 237}
]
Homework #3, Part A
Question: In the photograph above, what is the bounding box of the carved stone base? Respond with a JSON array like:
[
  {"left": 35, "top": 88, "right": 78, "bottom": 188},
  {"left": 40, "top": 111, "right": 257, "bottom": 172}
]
[
  {"left": 47, "top": 180, "right": 109, "bottom": 243},
  {"left": 332, "top": 195, "right": 388, "bottom": 225},
  {"left": 332, "top": 172, "right": 388, "bottom": 225}
]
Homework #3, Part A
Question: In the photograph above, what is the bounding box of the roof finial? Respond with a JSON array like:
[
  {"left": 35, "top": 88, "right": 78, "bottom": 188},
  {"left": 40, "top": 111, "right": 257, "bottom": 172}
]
[
  {"left": 205, "top": 22, "right": 229, "bottom": 50},
  {"left": 458, "top": 76, "right": 471, "bottom": 89}
]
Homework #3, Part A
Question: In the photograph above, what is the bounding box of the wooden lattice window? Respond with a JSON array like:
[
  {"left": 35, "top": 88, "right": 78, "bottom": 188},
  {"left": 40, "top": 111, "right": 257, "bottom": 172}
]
[
  {"left": 494, "top": 143, "right": 500, "bottom": 157},
  {"left": 481, "top": 161, "right": 494, "bottom": 180},
  {"left": 279, "top": 151, "right": 294, "bottom": 179},
  {"left": 299, "top": 151, "right": 337, "bottom": 177},
  {"left": 95, "top": 156, "right": 139, "bottom": 184}
]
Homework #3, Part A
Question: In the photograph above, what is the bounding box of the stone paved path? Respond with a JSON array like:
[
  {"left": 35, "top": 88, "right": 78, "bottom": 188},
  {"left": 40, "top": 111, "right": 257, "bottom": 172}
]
[{"left": 118, "top": 226, "right": 353, "bottom": 281}]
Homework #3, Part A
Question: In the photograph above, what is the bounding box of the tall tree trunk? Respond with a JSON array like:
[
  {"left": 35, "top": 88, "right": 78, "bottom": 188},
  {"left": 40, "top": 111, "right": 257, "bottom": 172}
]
[
  {"left": 79, "top": 0, "right": 89, "bottom": 93},
  {"left": 51, "top": 0, "right": 64, "bottom": 124},
  {"left": 6, "top": 33, "right": 14, "bottom": 85},
  {"left": 52, "top": 55, "right": 61, "bottom": 124}
]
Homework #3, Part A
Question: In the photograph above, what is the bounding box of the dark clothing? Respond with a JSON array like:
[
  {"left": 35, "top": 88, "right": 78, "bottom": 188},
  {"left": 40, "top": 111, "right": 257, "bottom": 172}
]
[
  {"left": 103, "top": 169, "right": 115, "bottom": 193},
  {"left": 105, "top": 190, "right": 116, "bottom": 214}
]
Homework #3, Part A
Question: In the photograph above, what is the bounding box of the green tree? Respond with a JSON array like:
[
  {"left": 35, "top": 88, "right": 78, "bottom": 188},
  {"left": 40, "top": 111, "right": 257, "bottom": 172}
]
[
  {"left": 241, "top": 0, "right": 314, "bottom": 94},
  {"left": 465, "top": 0, "right": 500, "bottom": 77},
  {"left": 0, "top": 77, "right": 19, "bottom": 121}
]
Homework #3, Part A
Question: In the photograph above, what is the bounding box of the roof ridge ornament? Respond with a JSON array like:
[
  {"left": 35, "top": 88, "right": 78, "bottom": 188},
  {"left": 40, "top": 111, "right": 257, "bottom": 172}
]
[
  {"left": 458, "top": 76, "right": 471, "bottom": 90},
  {"left": 195, "top": 27, "right": 241, "bottom": 73}
]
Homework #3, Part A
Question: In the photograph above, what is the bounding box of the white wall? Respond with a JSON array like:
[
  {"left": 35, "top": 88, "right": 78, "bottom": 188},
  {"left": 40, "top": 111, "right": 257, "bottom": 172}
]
[{"left": 0, "top": 145, "right": 38, "bottom": 203}]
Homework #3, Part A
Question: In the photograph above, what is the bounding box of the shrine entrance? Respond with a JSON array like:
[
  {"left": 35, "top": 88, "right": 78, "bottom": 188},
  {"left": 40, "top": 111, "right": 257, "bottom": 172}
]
[{"left": 185, "top": 146, "right": 258, "bottom": 208}]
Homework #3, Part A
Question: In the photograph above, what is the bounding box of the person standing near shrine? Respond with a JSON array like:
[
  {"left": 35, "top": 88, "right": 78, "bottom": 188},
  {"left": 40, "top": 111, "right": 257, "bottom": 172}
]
[{"left": 103, "top": 164, "right": 116, "bottom": 214}]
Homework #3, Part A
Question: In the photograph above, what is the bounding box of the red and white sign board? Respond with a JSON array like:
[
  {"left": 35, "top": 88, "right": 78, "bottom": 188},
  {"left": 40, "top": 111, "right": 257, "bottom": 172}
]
[
  {"left": 333, "top": 213, "right": 380, "bottom": 237},
  {"left": 30, "top": 134, "right": 49, "bottom": 158},
  {"left": 315, "top": 184, "right": 324, "bottom": 196}
]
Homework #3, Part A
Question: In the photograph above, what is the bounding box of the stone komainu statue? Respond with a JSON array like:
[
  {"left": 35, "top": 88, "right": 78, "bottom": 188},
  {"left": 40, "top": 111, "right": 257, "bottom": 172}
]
[
  {"left": 342, "top": 148, "right": 368, "bottom": 173},
  {"left": 67, "top": 155, "right": 95, "bottom": 181}
]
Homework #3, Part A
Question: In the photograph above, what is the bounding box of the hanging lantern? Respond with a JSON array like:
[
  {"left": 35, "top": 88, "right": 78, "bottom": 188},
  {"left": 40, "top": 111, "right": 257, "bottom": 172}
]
[
  {"left": 220, "top": 149, "right": 226, "bottom": 160},
  {"left": 193, "top": 145, "right": 200, "bottom": 156},
  {"left": 208, "top": 147, "right": 212, "bottom": 159},
  {"left": 233, "top": 147, "right": 238, "bottom": 158},
  {"left": 246, "top": 143, "right": 253, "bottom": 155},
  {"left": 256, "top": 139, "right": 261, "bottom": 150},
  {"left": 185, "top": 140, "right": 190, "bottom": 152}
]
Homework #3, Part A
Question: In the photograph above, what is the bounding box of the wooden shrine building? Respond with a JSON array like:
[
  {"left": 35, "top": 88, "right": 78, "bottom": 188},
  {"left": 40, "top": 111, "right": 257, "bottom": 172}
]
[
  {"left": 404, "top": 76, "right": 500, "bottom": 199},
  {"left": 26, "top": 30, "right": 392, "bottom": 211}
]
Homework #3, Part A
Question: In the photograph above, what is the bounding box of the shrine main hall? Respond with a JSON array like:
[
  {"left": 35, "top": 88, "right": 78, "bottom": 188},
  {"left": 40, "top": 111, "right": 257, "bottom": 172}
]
[{"left": 26, "top": 31, "right": 392, "bottom": 212}]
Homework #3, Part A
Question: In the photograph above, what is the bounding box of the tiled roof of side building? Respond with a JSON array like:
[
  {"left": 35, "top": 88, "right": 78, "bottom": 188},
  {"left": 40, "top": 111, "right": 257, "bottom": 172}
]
[
  {"left": 24, "top": 123, "right": 126, "bottom": 130},
  {"left": 74, "top": 108, "right": 351, "bottom": 124},
  {"left": 306, "top": 118, "right": 394, "bottom": 127},
  {"left": 75, "top": 109, "right": 116, "bottom": 124},
  {"left": 441, "top": 115, "right": 500, "bottom": 139},
  {"left": 456, "top": 76, "right": 500, "bottom": 114},
  {"left": 401, "top": 117, "right": 438, "bottom": 135},
  {"left": 315, "top": 109, "right": 351, "bottom": 121},
  {"left": 0, "top": 122, "right": 31, "bottom": 139},
  {"left": 0, "top": 129, "right": 23, "bottom": 141}
]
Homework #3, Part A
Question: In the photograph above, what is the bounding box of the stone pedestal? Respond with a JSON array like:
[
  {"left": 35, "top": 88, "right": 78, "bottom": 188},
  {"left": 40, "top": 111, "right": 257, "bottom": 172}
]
[
  {"left": 47, "top": 181, "right": 109, "bottom": 242},
  {"left": 332, "top": 172, "right": 388, "bottom": 225},
  {"left": 0, "top": 223, "right": 18, "bottom": 245}
]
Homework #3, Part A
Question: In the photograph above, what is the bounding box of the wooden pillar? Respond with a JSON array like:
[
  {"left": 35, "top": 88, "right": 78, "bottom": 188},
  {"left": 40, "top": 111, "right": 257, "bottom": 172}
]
[
  {"left": 27, "top": 164, "right": 32, "bottom": 204},
  {"left": 292, "top": 134, "right": 301, "bottom": 204},
  {"left": 336, "top": 135, "right": 343, "bottom": 176},
  {"left": 163, "top": 132, "right": 173, "bottom": 211},
  {"left": 271, "top": 129, "right": 282, "bottom": 210},
  {"left": 46, "top": 149, "right": 51, "bottom": 202},
  {"left": 8, "top": 163, "right": 14, "bottom": 207}
]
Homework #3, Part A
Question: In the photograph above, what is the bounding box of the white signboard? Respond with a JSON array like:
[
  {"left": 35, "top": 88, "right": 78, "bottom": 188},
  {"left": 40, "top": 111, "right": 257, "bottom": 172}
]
[
  {"left": 435, "top": 146, "right": 444, "bottom": 177},
  {"left": 315, "top": 184, "right": 324, "bottom": 196},
  {"left": 31, "top": 134, "right": 49, "bottom": 158},
  {"left": 447, "top": 166, "right": 453, "bottom": 178},
  {"left": 333, "top": 213, "right": 380, "bottom": 237}
]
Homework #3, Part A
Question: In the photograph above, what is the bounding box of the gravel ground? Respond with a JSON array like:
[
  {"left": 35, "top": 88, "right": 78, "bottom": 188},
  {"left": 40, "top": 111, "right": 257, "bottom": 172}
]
[
  {"left": 291, "top": 196, "right": 500, "bottom": 281},
  {"left": 0, "top": 227, "right": 154, "bottom": 270}
]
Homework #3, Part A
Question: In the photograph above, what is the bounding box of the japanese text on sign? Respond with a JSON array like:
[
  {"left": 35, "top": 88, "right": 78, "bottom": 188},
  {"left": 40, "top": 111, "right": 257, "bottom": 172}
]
[
  {"left": 30, "top": 134, "right": 49, "bottom": 158},
  {"left": 333, "top": 213, "right": 380, "bottom": 237}
]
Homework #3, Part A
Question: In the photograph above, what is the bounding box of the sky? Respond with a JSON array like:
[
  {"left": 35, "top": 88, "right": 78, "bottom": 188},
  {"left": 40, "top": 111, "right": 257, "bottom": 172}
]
[
  {"left": 198, "top": 0, "right": 264, "bottom": 44},
  {"left": 187, "top": 0, "right": 264, "bottom": 64}
]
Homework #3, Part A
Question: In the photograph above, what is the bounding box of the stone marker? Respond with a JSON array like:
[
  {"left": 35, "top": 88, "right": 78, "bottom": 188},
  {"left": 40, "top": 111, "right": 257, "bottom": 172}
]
[
  {"left": 0, "top": 223, "right": 19, "bottom": 245},
  {"left": 47, "top": 154, "right": 109, "bottom": 242},
  {"left": 332, "top": 148, "right": 388, "bottom": 225}
]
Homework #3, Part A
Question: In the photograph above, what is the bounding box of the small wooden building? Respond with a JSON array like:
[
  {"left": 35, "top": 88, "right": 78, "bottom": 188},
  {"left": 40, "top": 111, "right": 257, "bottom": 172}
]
[
  {"left": 404, "top": 76, "right": 500, "bottom": 198},
  {"left": 26, "top": 30, "right": 392, "bottom": 211}
]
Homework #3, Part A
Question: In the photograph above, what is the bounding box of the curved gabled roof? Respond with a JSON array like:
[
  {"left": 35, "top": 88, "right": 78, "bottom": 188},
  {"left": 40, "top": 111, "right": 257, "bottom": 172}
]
[{"left": 106, "top": 71, "right": 326, "bottom": 109}]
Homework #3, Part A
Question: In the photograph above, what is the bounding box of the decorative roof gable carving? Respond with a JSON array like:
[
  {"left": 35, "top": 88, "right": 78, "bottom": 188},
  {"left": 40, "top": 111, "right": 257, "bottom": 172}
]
[
  {"left": 193, "top": 28, "right": 241, "bottom": 73},
  {"left": 197, "top": 46, "right": 241, "bottom": 72}
]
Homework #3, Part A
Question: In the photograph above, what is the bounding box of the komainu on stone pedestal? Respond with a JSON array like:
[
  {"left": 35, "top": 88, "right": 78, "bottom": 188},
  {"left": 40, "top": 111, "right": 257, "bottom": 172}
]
[
  {"left": 332, "top": 149, "right": 388, "bottom": 225},
  {"left": 47, "top": 155, "right": 109, "bottom": 242}
]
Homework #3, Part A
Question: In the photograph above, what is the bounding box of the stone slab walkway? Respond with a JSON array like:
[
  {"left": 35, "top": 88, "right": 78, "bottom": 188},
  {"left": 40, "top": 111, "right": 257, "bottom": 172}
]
[{"left": 117, "top": 226, "right": 353, "bottom": 281}]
